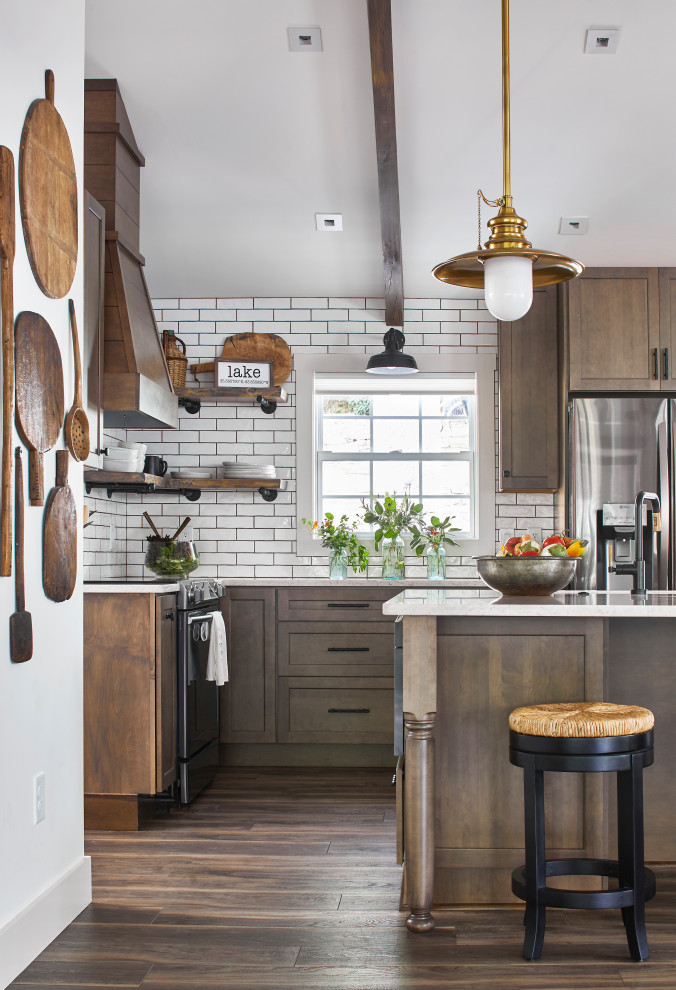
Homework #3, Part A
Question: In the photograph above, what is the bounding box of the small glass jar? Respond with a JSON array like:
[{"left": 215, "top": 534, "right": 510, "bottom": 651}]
[
  {"left": 381, "top": 535, "right": 405, "bottom": 580},
  {"left": 145, "top": 536, "right": 199, "bottom": 579},
  {"left": 426, "top": 543, "right": 446, "bottom": 581},
  {"left": 328, "top": 549, "right": 348, "bottom": 580}
]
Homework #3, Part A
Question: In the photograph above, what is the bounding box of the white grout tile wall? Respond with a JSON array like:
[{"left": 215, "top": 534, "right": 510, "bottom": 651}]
[{"left": 82, "top": 297, "right": 555, "bottom": 582}]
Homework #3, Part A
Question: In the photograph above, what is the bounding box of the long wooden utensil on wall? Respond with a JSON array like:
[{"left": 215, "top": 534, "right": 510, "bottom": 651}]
[
  {"left": 19, "top": 69, "right": 78, "bottom": 299},
  {"left": 43, "top": 449, "right": 76, "bottom": 602},
  {"left": 64, "top": 299, "right": 90, "bottom": 461},
  {"left": 14, "top": 311, "right": 65, "bottom": 506},
  {"left": 10, "top": 447, "right": 32, "bottom": 663},
  {"left": 0, "top": 147, "right": 15, "bottom": 576}
]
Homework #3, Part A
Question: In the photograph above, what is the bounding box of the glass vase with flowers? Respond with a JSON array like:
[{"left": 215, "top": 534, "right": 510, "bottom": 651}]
[
  {"left": 302, "top": 513, "right": 369, "bottom": 579},
  {"left": 409, "top": 515, "right": 461, "bottom": 580},
  {"left": 360, "top": 492, "right": 424, "bottom": 580}
]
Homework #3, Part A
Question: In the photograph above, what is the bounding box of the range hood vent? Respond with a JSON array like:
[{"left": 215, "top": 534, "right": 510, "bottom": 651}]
[{"left": 84, "top": 79, "right": 178, "bottom": 430}]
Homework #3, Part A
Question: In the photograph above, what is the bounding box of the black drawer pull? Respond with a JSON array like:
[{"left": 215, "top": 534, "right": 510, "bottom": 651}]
[
  {"left": 327, "top": 602, "right": 370, "bottom": 609},
  {"left": 654, "top": 347, "right": 659, "bottom": 380},
  {"left": 327, "top": 647, "right": 370, "bottom": 653},
  {"left": 664, "top": 347, "right": 670, "bottom": 380},
  {"left": 328, "top": 708, "right": 371, "bottom": 714}
]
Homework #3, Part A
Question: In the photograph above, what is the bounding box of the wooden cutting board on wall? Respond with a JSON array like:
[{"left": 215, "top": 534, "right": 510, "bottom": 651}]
[{"left": 190, "top": 332, "right": 292, "bottom": 386}]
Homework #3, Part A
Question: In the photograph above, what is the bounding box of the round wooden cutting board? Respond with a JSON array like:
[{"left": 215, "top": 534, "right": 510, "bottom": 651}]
[
  {"left": 220, "top": 333, "right": 292, "bottom": 386},
  {"left": 19, "top": 69, "right": 78, "bottom": 299}
]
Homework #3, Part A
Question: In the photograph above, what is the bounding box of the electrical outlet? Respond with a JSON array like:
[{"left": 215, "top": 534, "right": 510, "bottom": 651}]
[{"left": 34, "top": 772, "right": 45, "bottom": 824}]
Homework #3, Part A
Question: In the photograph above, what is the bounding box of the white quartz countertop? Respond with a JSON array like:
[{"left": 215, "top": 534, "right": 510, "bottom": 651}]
[
  {"left": 84, "top": 583, "right": 180, "bottom": 594},
  {"left": 383, "top": 588, "right": 676, "bottom": 617},
  {"left": 220, "top": 578, "right": 484, "bottom": 588}
]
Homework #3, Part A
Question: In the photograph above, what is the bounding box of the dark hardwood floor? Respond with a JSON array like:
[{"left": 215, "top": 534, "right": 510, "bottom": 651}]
[{"left": 11, "top": 767, "right": 676, "bottom": 989}]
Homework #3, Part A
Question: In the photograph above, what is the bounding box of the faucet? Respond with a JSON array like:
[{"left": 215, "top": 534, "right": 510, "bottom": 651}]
[{"left": 608, "top": 491, "right": 660, "bottom": 596}]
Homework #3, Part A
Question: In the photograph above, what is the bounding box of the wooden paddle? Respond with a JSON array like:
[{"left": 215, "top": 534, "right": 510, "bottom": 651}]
[
  {"left": 14, "top": 311, "right": 64, "bottom": 506},
  {"left": 10, "top": 447, "right": 32, "bottom": 662},
  {"left": 0, "top": 146, "right": 15, "bottom": 576},
  {"left": 43, "top": 449, "right": 76, "bottom": 602},
  {"left": 64, "top": 299, "right": 90, "bottom": 461}
]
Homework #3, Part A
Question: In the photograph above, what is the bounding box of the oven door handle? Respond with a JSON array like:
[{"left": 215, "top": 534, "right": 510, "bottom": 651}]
[{"left": 187, "top": 611, "right": 220, "bottom": 625}]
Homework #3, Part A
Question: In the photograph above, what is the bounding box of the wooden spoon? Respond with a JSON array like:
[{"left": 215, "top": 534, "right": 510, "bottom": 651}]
[
  {"left": 0, "top": 146, "right": 15, "bottom": 576},
  {"left": 10, "top": 447, "right": 32, "bottom": 663},
  {"left": 64, "top": 299, "right": 90, "bottom": 461},
  {"left": 172, "top": 517, "right": 191, "bottom": 541},
  {"left": 143, "top": 511, "right": 161, "bottom": 538}
]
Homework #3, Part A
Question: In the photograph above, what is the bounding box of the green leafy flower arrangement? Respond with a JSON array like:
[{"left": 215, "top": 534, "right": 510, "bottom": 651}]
[
  {"left": 359, "top": 492, "right": 424, "bottom": 551},
  {"left": 408, "top": 515, "right": 461, "bottom": 557},
  {"left": 302, "top": 513, "right": 369, "bottom": 573}
]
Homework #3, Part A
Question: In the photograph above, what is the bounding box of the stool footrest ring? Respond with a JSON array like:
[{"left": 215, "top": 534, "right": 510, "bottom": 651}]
[{"left": 512, "top": 861, "right": 656, "bottom": 911}]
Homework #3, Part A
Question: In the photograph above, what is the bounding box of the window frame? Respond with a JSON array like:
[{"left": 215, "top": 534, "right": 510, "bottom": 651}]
[{"left": 295, "top": 352, "right": 496, "bottom": 559}]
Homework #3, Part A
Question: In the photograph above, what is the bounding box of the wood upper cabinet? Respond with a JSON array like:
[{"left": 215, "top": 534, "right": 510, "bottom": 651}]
[
  {"left": 499, "top": 285, "right": 560, "bottom": 492},
  {"left": 567, "top": 268, "right": 662, "bottom": 391},
  {"left": 658, "top": 268, "right": 676, "bottom": 385},
  {"left": 84, "top": 592, "right": 177, "bottom": 798},
  {"left": 220, "top": 587, "right": 276, "bottom": 744}
]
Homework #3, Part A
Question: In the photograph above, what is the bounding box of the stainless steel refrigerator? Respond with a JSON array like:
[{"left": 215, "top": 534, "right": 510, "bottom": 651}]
[{"left": 567, "top": 396, "right": 673, "bottom": 591}]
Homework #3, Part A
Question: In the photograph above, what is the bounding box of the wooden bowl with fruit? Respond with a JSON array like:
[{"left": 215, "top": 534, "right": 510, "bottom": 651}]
[{"left": 475, "top": 533, "right": 587, "bottom": 597}]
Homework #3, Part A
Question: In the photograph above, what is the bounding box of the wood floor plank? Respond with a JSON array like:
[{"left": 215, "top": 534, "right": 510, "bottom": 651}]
[{"left": 9, "top": 767, "right": 676, "bottom": 990}]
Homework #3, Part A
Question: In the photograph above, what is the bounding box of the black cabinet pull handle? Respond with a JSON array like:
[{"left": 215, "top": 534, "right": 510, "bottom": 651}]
[
  {"left": 654, "top": 347, "right": 659, "bottom": 380},
  {"left": 503, "top": 469, "right": 511, "bottom": 478},
  {"left": 164, "top": 611, "right": 175, "bottom": 620},
  {"left": 328, "top": 708, "right": 370, "bottom": 714},
  {"left": 327, "top": 647, "right": 370, "bottom": 652},
  {"left": 664, "top": 348, "right": 670, "bottom": 380},
  {"left": 327, "top": 602, "right": 370, "bottom": 609}
]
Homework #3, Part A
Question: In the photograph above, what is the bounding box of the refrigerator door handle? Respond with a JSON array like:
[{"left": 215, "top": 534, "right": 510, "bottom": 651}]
[{"left": 657, "top": 419, "right": 670, "bottom": 589}]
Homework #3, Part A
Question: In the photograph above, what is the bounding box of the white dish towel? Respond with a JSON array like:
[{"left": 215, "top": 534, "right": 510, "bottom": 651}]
[{"left": 206, "top": 611, "right": 229, "bottom": 685}]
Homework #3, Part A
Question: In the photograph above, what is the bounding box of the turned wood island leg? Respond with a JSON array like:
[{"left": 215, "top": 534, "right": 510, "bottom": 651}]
[{"left": 402, "top": 615, "right": 438, "bottom": 932}]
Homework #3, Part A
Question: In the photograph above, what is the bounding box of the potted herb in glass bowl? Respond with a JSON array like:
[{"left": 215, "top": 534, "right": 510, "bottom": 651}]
[
  {"left": 409, "top": 515, "right": 461, "bottom": 580},
  {"left": 360, "top": 492, "right": 424, "bottom": 580},
  {"left": 301, "top": 513, "right": 369, "bottom": 580}
]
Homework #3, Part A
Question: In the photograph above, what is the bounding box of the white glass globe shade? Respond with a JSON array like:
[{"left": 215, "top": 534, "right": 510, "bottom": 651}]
[{"left": 484, "top": 254, "right": 533, "bottom": 322}]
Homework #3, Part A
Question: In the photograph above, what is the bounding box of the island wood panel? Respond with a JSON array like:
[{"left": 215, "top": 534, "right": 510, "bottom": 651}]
[
  {"left": 155, "top": 596, "right": 177, "bottom": 792},
  {"left": 220, "top": 588, "right": 276, "bottom": 744},
  {"left": 567, "top": 268, "right": 661, "bottom": 391},
  {"left": 499, "top": 285, "right": 559, "bottom": 492},
  {"left": 277, "top": 620, "right": 395, "bottom": 677},
  {"left": 431, "top": 616, "right": 605, "bottom": 905},
  {"left": 277, "top": 676, "right": 394, "bottom": 744},
  {"left": 606, "top": 617, "right": 676, "bottom": 861}
]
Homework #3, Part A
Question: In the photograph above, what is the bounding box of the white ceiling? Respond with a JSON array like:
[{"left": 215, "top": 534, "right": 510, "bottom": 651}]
[{"left": 85, "top": 0, "right": 676, "bottom": 301}]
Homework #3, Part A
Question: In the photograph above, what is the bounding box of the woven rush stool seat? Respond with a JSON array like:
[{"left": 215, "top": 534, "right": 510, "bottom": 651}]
[{"left": 509, "top": 701, "right": 655, "bottom": 963}]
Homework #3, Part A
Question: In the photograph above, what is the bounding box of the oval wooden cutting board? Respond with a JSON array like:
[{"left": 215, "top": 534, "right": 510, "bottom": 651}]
[
  {"left": 19, "top": 69, "right": 78, "bottom": 299},
  {"left": 43, "top": 449, "right": 76, "bottom": 602},
  {"left": 219, "top": 333, "right": 292, "bottom": 386}
]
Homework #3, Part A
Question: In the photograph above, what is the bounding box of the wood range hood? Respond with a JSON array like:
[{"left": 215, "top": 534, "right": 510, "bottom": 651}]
[{"left": 84, "top": 79, "right": 178, "bottom": 430}]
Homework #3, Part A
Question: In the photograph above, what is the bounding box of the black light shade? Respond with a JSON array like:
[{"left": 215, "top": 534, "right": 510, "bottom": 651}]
[{"left": 366, "top": 328, "right": 418, "bottom": 375}]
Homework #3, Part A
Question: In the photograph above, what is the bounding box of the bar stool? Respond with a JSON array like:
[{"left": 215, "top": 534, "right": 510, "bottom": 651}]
[{"left": 509, "top": 701, "right": 655, "bottom": 962}]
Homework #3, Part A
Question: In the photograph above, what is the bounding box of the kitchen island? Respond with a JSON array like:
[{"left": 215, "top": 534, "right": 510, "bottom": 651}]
[{"left": 384, "top": 589, "right": 676, "bottom": 931}]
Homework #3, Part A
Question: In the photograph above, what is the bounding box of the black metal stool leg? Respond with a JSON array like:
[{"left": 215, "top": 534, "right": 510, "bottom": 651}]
[
  {"left": 617, "top": 755, "right": 650, "bottom": 962},
  {"left": 522, "top": 756, "right": 546, "bottom": 960}
]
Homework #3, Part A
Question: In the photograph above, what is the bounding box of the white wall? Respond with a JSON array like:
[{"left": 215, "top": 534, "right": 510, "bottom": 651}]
[
  {"left": 0, "top": 2, "right": 91, "bottom": 986},
  {"left": 83, "top": 295, "right": 556, "bottom": 581}
]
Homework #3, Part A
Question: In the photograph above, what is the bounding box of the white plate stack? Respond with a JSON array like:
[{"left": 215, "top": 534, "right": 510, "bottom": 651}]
[
  {"left": 221, "top": 461, "right": 276, "bottom": 479},
  {"left": 102, "top": 441, "right": 147, "bottom": 473}
]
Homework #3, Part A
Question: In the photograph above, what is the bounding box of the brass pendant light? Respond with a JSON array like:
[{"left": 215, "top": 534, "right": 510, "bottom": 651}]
[{"left": 433, "top": 0, "right": 583, "bottom": 321}]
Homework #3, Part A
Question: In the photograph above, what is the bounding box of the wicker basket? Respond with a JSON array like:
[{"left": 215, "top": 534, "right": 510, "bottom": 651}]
[{"left": 163, "top": 330, "right": 188, "bottom": 388}]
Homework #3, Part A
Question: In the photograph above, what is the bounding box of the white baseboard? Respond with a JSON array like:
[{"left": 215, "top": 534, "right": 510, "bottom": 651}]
[{"left": 0, "top": 856, "right": 92, "bottom": 990}]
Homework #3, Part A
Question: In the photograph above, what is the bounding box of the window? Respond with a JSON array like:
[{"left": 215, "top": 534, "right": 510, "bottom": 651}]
[
  {"left": 296, "top": 353, "right": 496, "bottom": 557},
  {"left": 315, "top": 376, "right": 476, "bottom": 538}
]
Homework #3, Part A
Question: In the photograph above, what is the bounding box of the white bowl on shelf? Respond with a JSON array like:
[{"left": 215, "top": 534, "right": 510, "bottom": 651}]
[
  {"left": 101, "top": 456, "right": 141, "bottom": 473},
  {"left": 105, "top": 446, "right": 138, "bottom": 460},
  {"left": 170, "top": 469, "right": 213, "bottom": 480}
]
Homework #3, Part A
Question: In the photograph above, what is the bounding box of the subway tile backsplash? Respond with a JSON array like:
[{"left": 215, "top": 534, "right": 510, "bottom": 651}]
[{"left": 82, "top": 297, "right": 555, "bottom": 582}]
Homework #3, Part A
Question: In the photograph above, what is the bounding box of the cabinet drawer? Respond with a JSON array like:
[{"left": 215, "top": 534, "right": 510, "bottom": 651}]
[
  {"left": 278, "top": 621, "right": 394, "bottom": 676},
  {"left": 277, "top": 676, "right": 394, "bottom": 744},
  {"left": 277, "top": 587, "right": 395, "bottom": 622}
]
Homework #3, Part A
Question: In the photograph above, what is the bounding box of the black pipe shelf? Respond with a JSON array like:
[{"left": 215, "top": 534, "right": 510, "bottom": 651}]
[{"left": 84, "top": 471, "right": 286, "bottom": 502}]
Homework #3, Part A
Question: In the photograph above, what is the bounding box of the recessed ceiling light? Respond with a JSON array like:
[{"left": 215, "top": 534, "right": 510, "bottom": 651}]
[
  {"left": 288, "top": 27, "right": 322, "bottom": 52},
  {"left": 316, "top": 213, "right": 342, "bottom": 232},
  {"left": 584, "top": 28, "right": 620, "bottom": 54}
]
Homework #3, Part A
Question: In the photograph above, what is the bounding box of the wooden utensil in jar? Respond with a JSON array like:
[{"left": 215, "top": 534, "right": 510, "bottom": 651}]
[
  {"left": 172, "top": 517, "right": 191, "bottom": 541},
  {"left": 0, "top": 146, "right": 15, "bottom": 576},
  {"left": 10, "top": 447, "right": 32, "bottom": 662},
  {"left": 64, "top": 299, "right": 90, "bottom": 460},
  {"left": 43, "top": 449, "right": 77, "bottom": 602},
  {"left": 14, "top": 311, "right": 65, "bottom": 506},
  {"left": 19, "top": 69, "right": 78, "bottom": 299},
  {"left": 143, "top": 511, "right": 161, "bottom": 538}
]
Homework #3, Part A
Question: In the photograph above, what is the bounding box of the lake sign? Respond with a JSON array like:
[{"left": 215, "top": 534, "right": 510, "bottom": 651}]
[{"left": 216, "top": 360, "right": 272, "bottom": 389}]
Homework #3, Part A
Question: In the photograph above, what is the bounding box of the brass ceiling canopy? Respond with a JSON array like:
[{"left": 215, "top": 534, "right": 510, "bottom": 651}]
[{"left": 433, "top": 0, "right": 583, "bottom": 317}]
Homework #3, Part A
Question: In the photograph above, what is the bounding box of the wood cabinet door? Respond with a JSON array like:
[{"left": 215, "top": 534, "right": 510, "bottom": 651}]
[
  {"left": 567, "top": 268, "right": 661, "bottom": 391},
  {"left": 658, "top": 268, "right": 676, "bottom": 387},
  {"left": 499, "top": 285, "right": 559, "bottom": 491},
  {"left": 155, "top": 594, "right": 177, "bottom": 792},
  {"left": 220, "top": 587, "right": 276, "bottom": 743}
]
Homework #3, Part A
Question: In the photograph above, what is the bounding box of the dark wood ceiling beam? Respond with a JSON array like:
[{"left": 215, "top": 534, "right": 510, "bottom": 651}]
[{"left": 367, "top": 0, "right": 404, "bottom": 328}]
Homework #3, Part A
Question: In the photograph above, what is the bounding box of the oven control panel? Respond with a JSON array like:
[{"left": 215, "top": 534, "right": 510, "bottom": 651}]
[{"left": 178, "top": 578, "right": 226, "bottom": 610}]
